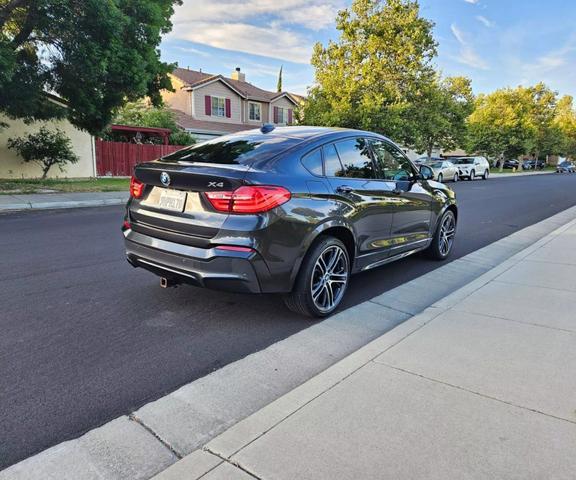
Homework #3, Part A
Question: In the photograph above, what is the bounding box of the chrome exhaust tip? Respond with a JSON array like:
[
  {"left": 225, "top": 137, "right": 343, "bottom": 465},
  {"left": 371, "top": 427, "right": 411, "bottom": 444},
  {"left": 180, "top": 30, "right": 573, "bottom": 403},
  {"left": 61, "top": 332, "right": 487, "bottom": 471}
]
[{"left": 160, "top": 277, "right": 178, "bottom": 288}]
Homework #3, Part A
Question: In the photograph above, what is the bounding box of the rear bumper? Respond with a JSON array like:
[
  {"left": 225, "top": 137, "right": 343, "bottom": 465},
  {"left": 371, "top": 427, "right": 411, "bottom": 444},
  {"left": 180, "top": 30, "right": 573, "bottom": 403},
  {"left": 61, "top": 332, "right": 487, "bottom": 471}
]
[{"left": 124, "top": 230, "right": 273, "bottom": 294}]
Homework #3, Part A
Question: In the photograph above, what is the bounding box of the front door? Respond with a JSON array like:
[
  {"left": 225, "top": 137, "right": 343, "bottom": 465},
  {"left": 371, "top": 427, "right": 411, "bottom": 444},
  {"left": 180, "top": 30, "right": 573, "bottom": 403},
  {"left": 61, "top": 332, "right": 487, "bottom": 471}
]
[
  {"left": 323, "top": 138, "right": 397, "bottom": 269},
  {"left": 369, "top": 139, "right": 434, "bottom": 255}
]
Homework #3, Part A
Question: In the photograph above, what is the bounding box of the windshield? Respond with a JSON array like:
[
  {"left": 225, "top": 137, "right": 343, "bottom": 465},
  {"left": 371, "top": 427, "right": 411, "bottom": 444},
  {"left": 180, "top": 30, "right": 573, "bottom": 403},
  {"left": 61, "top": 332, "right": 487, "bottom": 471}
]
[
  {"left": 454, "top": 158, "right": 474, "bottom": 165},
  {"left": 161, "top": 133, "right": 301, "bottom": 165}
]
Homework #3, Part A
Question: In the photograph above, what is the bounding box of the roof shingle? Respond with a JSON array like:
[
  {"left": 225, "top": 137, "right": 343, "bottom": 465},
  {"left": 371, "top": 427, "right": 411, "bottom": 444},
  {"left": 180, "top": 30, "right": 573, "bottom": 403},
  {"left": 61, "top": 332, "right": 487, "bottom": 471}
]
[{"left": 172, "top": 67, "right": 300, "bottom": 103}]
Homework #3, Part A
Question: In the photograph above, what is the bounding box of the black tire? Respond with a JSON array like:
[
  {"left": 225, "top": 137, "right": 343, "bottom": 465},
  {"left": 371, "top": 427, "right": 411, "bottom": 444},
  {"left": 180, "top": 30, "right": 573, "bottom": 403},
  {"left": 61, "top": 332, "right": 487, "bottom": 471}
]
[
  {"left": 425, "top": 210, "right": 457, "bottom": 260},
  {"left": 284, "top": 236, "right": 351, "bottom": 318},
  {"left": 437, "top": 173, "right": 443, "bottom": 183},
  {"left": 469, "top": 169, "right": 475, "bottom": 181},
  {"left": 482, "top": 169, "right": 489, "bottom": 180}
]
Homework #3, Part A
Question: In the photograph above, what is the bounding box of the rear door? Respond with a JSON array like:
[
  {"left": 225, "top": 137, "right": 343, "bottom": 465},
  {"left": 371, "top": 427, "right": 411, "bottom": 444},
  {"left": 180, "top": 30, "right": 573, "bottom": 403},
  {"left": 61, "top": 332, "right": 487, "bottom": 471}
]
[
  {"left": 324, "top": 138, "right": 396, "bottom": 267},
  {"left": 369, "top": 139, "right": 434, "bottom": 254}
]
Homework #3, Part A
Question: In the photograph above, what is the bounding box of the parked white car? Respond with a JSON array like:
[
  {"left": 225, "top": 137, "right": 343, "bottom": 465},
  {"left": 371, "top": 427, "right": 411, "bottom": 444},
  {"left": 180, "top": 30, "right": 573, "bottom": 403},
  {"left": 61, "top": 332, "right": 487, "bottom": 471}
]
[
  {"left": 424, "top": 159, "right": 459, "bottom": 182},
  {"left": 453, "top": 156, "right": 490, "bottom": 180}
]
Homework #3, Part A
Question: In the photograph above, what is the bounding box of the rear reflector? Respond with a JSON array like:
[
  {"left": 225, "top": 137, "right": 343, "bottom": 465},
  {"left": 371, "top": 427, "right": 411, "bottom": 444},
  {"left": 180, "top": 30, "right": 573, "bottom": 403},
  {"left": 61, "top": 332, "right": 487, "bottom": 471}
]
[
  {"left": 130, "top": 176, "right": 145, "bottom": 198},
  {"left": 215, "top": 245, "right": 254, "bottom": 253},
  {"left": 205, "top": 186, "right": 291, "bottom": 214},
  {"left": 122, "top": 220, "right": 131, "bottom": 230}
]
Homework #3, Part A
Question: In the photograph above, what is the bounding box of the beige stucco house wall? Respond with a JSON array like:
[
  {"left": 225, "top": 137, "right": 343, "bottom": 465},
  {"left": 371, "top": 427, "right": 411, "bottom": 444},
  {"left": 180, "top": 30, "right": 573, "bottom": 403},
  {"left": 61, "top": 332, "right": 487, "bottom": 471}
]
[
  {"left": 161, "top": 76, "right": 190, "bottom": 114},
  {"left": 192, "top": 82, "right": 242, "bottom": 123},
  {"left": 0, "top": 115, "right": 96, "bottom": 179}
]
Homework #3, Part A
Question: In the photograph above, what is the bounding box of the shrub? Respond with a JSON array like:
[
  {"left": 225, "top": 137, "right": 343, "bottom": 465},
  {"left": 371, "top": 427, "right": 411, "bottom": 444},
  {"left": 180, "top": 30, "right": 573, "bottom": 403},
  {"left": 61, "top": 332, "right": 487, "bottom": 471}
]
[{"left": 7, "top": 127, "right": 79, "bottom": 179}]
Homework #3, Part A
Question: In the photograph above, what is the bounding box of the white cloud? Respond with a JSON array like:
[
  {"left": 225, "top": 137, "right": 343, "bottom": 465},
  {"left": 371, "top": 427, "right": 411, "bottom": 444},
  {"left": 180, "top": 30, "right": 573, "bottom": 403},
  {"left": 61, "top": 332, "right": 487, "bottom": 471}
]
[
  {"left": 174, "top": 46, "right": 211, "bottom": 58},
  {"left": 171, "top": 21, "right": 313, "bottom": 64},
  {"left": 522, "top": 34, "right": 576, "bottom": 74},
  {"left": 450, "top": 23, "right": 489, "bottom": 70},
  {"left": 167, "top": 0, "right": 345, "bottom": 63},
  {"left": 476, "top": 15, "right": 494, "bottom": 28},
  {"left": 464, "top": 0, "right": 480, "bottom": 4}
]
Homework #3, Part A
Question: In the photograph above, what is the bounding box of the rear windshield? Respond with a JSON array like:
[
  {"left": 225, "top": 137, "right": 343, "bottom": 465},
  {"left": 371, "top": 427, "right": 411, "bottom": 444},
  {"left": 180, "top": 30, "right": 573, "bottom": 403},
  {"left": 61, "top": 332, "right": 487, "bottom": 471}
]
[
  {"left": 454, "top": 158, "right": 474, "bottom": 165},
  {"left": 161, "top": 133, "right": 301, "bottom": 165},
  {"left": 427, "top": 162, "right": 443, "bottom": 168}
]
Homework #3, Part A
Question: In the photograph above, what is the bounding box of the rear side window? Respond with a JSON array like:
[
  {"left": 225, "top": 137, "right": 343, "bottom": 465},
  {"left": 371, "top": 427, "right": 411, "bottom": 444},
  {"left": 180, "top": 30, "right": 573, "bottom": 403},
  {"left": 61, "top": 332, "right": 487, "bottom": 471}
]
[
  {"left": 301, "top": 149, "right": 323, "bottom": 176},
  {"left": 333, "top": 138, "right": 375, "bottom": 179},
  {"left": 323, "top": 144, "right": 345, "bottom": 177},
  {"left": 161, "top": 133, "right": 300, "bottom": 165}
]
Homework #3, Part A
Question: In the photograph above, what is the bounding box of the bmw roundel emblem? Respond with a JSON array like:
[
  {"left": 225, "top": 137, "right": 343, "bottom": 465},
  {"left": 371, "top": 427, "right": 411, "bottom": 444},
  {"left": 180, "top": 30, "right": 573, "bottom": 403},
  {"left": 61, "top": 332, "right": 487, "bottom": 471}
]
[{"left": 160, "top": 171, "right": 170, "bottom": 186}]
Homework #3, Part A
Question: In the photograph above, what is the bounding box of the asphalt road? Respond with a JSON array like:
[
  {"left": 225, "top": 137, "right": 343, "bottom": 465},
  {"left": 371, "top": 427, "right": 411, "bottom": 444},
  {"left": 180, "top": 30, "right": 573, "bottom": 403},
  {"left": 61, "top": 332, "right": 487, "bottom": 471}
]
[{"left": 1, "top": 174, "right": 576, "bottom": 469}]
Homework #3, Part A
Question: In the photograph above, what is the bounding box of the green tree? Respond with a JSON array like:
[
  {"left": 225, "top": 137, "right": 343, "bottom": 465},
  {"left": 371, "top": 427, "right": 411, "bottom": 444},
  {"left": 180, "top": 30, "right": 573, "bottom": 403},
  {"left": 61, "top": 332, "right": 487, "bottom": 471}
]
[
  {"left": 302, "top": 0, "right": 437, "bottom": 142},
  {"left": 109, "top": 101, "right": 195, "bottom": 145},
  {"left": 7, "top": 126, "right": 79, "bottom": 178},
  {"left": 0, "top": 0, "right": 181, "bottom": 134},
  {"left": 554, "top": 95, "right": 576, "bottom": 157},
  {"left": 526, "top": 83, "right": 562, "bottom": 159},
  {"left": 466, "top": 87, "right": 536, "bottom": 170},
  {"left": 405, "top": 75, "right": 474, "bottom": 159}
]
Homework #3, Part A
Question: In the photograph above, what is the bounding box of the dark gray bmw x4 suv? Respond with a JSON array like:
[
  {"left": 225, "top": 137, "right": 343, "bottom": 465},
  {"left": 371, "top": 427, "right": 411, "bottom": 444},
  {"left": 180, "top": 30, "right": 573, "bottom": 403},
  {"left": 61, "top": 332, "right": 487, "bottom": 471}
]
[{"left": 123, "top": 126, "right": 457, "bottom": 317}]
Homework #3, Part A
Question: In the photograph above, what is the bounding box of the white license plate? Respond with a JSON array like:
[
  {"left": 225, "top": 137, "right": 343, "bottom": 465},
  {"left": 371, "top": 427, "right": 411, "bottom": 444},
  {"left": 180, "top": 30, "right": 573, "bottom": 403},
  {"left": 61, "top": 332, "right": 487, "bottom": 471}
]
[{"left": 158, "top": 189, "right": 187, "bottom": 212}]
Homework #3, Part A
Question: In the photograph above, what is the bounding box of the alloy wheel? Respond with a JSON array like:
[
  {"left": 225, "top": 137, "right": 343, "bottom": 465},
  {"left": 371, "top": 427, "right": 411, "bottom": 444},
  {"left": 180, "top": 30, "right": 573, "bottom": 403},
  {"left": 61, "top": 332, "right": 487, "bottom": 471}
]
[
  {"left": 439, "top": 213, "right": 456, "bottom": 256},
  {"left": 453, "top": 173, "right": 458, "bottom": 182},
  {"left": 310, "top": 245, "right": 349, "bottom": 314}
]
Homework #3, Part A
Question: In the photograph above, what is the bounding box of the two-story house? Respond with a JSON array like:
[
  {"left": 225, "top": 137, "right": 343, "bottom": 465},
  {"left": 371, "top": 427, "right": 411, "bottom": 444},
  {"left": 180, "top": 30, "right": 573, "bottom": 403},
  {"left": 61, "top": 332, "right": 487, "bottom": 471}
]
[{"left": 162, "top": 67, "right": 302, "bottom": 141}]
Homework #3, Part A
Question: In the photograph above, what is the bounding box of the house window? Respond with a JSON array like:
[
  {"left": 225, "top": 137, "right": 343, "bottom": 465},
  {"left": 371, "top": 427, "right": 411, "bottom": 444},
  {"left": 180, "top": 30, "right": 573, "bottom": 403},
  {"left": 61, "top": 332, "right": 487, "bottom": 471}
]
[
  {"left": 276, "top": 107, "right": 287, "bottom": 124},
  {"left": 211, "top": 97, "right": 226, "bottom": 117},
  {"left": 248, "top": 102, "right": 261, "bottom": 121}
]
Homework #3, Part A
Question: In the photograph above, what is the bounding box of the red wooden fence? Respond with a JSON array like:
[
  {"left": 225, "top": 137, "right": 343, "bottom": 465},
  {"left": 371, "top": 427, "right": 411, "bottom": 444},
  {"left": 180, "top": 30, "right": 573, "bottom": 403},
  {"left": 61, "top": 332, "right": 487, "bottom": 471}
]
[{"left": 95, "top": 139, "right": 185, "bottom": 176}]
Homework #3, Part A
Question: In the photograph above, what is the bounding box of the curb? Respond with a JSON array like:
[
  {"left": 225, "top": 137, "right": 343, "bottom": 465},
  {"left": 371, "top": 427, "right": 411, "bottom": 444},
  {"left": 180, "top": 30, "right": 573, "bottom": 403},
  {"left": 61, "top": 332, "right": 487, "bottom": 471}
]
[
  {"left": 158, "top": 211, "right": 576, "bottom": 479},
  {"left": 0, "top": 197, "right": 128, "bottom": 212}
]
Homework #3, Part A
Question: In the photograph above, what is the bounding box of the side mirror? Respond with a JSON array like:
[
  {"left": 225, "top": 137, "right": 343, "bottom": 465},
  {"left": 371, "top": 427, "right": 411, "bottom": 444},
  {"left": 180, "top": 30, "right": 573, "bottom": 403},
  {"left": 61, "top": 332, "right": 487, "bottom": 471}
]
[{"left": 419, "top": 165, "right": 434, "bottom": 180}]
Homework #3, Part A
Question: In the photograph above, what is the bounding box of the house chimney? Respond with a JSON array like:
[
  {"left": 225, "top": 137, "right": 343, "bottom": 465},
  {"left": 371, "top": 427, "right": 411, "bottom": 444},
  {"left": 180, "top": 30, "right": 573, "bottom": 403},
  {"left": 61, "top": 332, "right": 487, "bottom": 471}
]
[{"left": 231, "top": 67, "right": 245, "bottom": 82}]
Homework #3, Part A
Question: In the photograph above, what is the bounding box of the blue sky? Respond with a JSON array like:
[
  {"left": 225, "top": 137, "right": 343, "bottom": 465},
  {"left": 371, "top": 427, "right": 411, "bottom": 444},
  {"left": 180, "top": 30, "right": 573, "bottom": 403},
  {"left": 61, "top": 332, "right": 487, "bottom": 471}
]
[{"left": 160, "top": 0, "right": 576, "bottom": 97}]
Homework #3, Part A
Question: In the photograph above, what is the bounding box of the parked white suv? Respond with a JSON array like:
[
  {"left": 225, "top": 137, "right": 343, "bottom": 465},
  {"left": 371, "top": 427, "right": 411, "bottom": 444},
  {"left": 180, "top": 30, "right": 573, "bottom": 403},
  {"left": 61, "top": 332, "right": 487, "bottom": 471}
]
[{"left": 453, "top": 156, "right": 490, "bottom": 180}]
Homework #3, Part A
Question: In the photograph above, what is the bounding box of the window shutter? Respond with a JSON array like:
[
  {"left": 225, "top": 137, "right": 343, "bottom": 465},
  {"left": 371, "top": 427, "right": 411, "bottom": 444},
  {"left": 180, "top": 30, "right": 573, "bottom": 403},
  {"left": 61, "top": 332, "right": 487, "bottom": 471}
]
[
  {"left": 225, "top": 98, "right": 231, "bottom": 118},
  {"left": 288, "top": 109, "right": 293, "bottom": 125},
  {"left": 205, "top": 96, "right": 211, "bottom": 116},
  {"left": 273, "top": 106, "right": 279, "bottom": 124}
]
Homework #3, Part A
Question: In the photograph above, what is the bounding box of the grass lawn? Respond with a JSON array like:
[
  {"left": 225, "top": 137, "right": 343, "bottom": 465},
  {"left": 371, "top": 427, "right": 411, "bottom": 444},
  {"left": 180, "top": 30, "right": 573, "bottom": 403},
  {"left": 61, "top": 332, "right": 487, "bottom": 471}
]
[{"left": 0, "top": 177, "right": 130, "bottom": 195}]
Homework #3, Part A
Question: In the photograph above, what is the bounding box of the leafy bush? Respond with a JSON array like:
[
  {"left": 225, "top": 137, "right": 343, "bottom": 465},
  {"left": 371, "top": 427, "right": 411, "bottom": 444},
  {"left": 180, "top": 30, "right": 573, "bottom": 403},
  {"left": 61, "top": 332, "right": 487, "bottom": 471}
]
[
  {"left": 7, "top": 127, "right": 79, "bottom": 179},
  {"left": 108, "top": 102, "right": 195, "bottom": 145}
]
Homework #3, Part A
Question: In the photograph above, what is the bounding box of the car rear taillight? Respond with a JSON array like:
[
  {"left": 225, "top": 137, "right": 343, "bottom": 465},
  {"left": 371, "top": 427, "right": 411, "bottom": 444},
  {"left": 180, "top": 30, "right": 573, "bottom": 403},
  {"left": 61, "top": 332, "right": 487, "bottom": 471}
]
[
  {"left": 205, "top": 186, "right": 291, "bottom": 214},
  {"left": 130, "top": 176, "right": 145, "bottom": 198}
]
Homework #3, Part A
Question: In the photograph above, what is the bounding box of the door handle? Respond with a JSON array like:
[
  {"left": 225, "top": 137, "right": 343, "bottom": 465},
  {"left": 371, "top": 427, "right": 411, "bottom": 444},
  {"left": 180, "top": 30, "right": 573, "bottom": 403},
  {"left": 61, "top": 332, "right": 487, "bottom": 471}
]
[{"left": 336, "top": 185, "right": 353, "bottom": 193}]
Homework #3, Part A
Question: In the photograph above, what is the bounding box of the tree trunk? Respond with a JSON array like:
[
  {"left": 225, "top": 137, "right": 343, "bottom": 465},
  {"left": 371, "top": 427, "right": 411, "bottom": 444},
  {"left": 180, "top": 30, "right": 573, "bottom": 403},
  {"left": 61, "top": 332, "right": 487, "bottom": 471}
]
[
  {"left": 427, "top": 144, "right": 433, "bottom": 160},
  {"left": 498, "top": 153, "right": 504, "bottom": 173},
  {"left": 41, "top": 163, "right": 51, "bottom": 179}
]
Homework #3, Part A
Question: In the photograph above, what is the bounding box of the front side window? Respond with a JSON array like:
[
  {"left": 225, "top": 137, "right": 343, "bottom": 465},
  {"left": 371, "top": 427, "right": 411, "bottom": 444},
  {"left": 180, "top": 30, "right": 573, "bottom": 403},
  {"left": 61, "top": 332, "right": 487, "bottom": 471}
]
[
  {"left": 369, "top": 139, "right": 416, "bottom": 181},
  {"left": 249, "top": 102, "right": 261, "bottom": 121},
  {"left": 211, "top": 97, "right": 225, "bottom": 117},
  {"left": 333, "top": 138, "right": 375, "bottom": 179}
]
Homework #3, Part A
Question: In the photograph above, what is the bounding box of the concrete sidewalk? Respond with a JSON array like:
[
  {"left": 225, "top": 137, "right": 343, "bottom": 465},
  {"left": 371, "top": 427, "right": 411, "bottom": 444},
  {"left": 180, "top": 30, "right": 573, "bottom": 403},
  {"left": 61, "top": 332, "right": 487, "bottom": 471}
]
[
  {"left": 0, "top": 191, "right": 128, "bottom": 212},
  {"left": 158, "top": 218, "right": 576, "bottom": 479}
]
